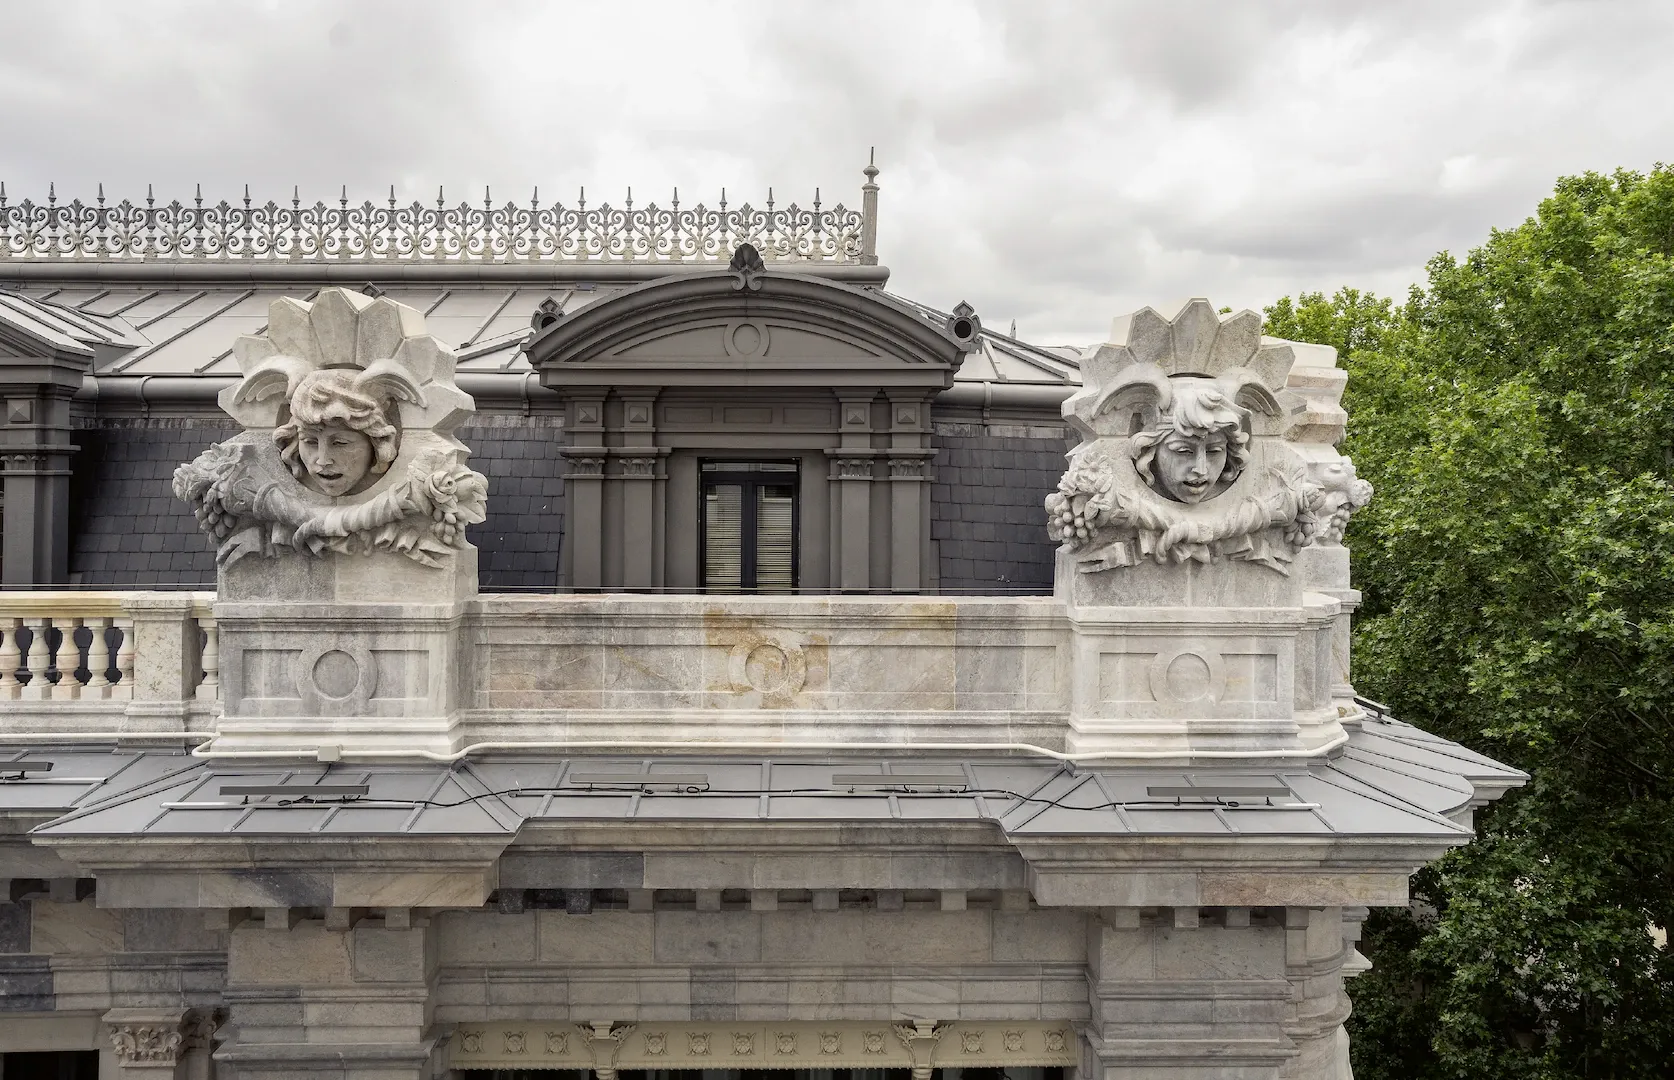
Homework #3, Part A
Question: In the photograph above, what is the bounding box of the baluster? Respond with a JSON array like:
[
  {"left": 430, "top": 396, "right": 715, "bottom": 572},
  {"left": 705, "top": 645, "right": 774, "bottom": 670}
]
[
  {"left": 0, "top": 620, "right": 20, "bottom": 698},
  {"left": 85, "top": 616, "right": 113, "bottom": 698},
  {"left": 18, "top": 617, "right": 50, "bottom": 701},
  {"left": 196, "top": 616, "right": 220, "bottom": 703},
  {"left": 55, "top": 617, "right": 85, "bottom": 700},
  {"left": 111, "top": 617, "right": 136, "bottom": 701}
]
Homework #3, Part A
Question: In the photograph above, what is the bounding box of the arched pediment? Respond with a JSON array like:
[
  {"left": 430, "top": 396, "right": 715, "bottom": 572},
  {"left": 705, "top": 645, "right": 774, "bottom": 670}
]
[{"left": 526, "top": 266, "right": 969, "bottom": 390}]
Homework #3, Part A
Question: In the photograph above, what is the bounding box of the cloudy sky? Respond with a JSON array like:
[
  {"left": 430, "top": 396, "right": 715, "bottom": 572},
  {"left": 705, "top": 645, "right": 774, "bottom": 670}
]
[{"left": 3, "top": 0, "right": 1670, "bottom": 344}]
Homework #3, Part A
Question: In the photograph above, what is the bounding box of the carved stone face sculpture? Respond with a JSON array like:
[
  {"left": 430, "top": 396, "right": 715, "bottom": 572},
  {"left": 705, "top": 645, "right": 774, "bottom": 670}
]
[
  {"left": 1131, "top": 379, "right": 1249, "bottom": 504},
  {"left": 274, "top": 369, "right": 399, "bottom": 498},
  {"left": 1153, "top": 429, "right": 1230, "bottom": 504},
  {"left": 296, "top": 421, "right": 375, "bottom": 497}
]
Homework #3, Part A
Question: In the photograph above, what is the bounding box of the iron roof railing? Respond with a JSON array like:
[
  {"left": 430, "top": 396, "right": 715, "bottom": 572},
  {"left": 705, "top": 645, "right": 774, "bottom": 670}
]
[{"left": 0, "top": 182, "right": 872, "bottom": 265}]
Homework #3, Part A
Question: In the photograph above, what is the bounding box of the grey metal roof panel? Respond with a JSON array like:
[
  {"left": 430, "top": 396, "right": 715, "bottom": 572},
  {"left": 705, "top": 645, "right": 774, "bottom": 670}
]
[
  {"left": 9, "top": 282, "right": 1086, "bottom": 387},
  {"left": 0, "top": 746, "right": 199, "bottom": 817},
  {"left": 21, "top": 716, "right": 1516, "bottom": 842}
]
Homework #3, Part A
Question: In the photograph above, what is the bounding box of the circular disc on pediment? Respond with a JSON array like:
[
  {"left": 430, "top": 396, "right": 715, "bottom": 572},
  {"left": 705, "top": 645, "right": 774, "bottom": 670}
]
[{"left": 723, "top": 320, "right": 770, "bottom": 358}]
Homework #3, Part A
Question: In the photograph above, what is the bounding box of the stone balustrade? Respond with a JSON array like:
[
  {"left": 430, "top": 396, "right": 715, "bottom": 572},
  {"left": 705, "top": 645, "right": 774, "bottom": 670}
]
[
  {"left": 0, "top": 587, "right": 1355, "bottom": 757},
  {"left": 0, "top": 591, "right": 216, "bottom": 733}
]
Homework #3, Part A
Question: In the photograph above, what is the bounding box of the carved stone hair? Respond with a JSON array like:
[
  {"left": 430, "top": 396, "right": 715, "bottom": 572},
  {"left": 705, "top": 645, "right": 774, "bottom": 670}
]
[
  {"left": 274, "top": 369, "right": 401, "bottom": 481},
  {"left": 1130, "top": 379, "right": 1251, "bottom": 493}
]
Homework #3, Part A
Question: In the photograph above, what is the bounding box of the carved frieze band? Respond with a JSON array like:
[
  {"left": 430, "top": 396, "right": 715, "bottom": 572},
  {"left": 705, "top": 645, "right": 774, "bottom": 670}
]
[{"left": 450, "top": 1020, "right": 1077, "bottom": 1072}]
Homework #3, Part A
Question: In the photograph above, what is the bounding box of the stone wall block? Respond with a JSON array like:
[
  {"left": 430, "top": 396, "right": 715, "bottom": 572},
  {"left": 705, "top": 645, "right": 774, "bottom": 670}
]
[
  {"left": 758, "top": 910, "right": 991, "bottom": 965},
  {"left": 227, "top": 924, "right": 353, "bottom": 986},
  {"left": 31, "top": 897, "right": 124, "bottom": 955},
  {"left": 351, "top": 925, "right": 430, "bottom": 983},
  {"left": 538, "top": 910, "right": 655, "bottom": 964},
  {"left": 992, "top": 910, "right": 1087, "bottom": 963},
  {"left": 436, "top": 910, "right": 537, "bottom": 965},
  {"left": 655, "top": 911, "right": 763, "bottom": 964}
]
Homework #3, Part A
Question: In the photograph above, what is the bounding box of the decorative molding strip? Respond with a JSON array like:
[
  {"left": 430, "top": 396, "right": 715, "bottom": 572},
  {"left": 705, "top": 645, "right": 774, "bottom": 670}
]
[
  {"left": 0, "top": 187, "right": 865, "bottom": 264},
  {"left": 448, "top": 1019, "right": 1077, "bottom": 1073}
]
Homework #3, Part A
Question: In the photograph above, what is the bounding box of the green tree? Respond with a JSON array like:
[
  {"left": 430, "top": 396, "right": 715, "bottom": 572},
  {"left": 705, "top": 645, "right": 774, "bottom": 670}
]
[{"left": 1266, "top": 167, "right": 1674, "bottom": 1079}]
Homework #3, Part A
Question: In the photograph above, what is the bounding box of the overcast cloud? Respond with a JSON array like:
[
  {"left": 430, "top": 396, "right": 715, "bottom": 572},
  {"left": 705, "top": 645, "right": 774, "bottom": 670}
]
[{"left": 2, "top": 0, "right": 1671, "bottom": 343}]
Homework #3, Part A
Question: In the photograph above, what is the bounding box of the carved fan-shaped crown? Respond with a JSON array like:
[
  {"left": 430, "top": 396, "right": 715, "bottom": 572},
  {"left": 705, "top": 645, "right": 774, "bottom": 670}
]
[
  {"left": 1064, "top": 298, "right": 1307, "bottom": 442},
  {"left": 220, "top": 287, "right": 472, "bottom": 434}
]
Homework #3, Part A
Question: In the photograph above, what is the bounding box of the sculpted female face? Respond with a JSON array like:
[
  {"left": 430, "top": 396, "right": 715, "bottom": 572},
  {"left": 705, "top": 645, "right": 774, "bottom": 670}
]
[
  {"left": 1154, "top": 430, "right": 1229, "bottom": 504},
  {"left": 297, "top": 421, "right": 374, "bottom": 497}
]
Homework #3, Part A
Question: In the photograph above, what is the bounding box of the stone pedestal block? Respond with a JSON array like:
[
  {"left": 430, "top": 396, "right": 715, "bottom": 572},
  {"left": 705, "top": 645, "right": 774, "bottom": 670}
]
[
  {"left": 1060, "top": 552, "right": 1343, "bottom": 756},
  {"left": 212, "top": 586, "right": 471, "bottom": 755}
]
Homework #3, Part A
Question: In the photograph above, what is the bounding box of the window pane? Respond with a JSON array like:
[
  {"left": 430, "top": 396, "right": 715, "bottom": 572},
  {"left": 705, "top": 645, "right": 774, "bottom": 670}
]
[
  {"left": 756, "top": 484, "right": 796, "bottom": 593},
  {"left": 703, "top": 485, "right": 743, "bottom": 592}
]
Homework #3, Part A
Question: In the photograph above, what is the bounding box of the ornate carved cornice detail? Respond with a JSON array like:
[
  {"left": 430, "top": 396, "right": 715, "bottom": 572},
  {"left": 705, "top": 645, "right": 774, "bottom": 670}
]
[
  {"left": 108, "top": 1021, "right": 185, "bottom": 1065},
  {"left": 562, "top": 453, "right": 607, "bottom": 478},
  {"left": 830, "top": 455, "right": 876, "bottom": 481},
  {"left": 450, "top": 1020, "right": 1075, "bottom": 1073},
  {"left": 887, "top": 455, "right": 933, "bottom": 480},
  {"left": 618, "top": 456, "right": 659, "bottom": 479},
  {"left": 0, "top": 187, "right": 864, "bottom": 264}
]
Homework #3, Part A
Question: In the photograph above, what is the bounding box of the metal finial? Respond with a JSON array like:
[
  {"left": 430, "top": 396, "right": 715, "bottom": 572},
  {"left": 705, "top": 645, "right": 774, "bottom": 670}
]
[
  {"left": 672, "top": 186, "right": 679, "bottom": 212},
  {"left": 195, "top": 182, "right": 203, "bottom": 207},
  {"left": 767, "top": 187, "right": 774, "bottom": 211},
  {"left": 814, "top": 187, "right": 821, "bottom": 211},
  {"left": 626, "top": 186, "right": 632, "bottom": 211},
  {"left": 531, "top": 185, "right": 539, "bottom": 209},
  {"left": 579, "top": 186, "right": 585, "bottom": 211},
  {"left": 720, "top": 187, "right": 727, "bottom": 211},
  {"left": 1010, "top": 319, "right": 1017, "bottom": 338},
  {"left": 1, "top": 181, "right": 7, "bottom": 206},
  {"left": 340, "top": 184, "right": 348, "bottom": 208},
  {"left": 243, "top": 183, "right": 251, "bottom": 208},
  {"left": 48, "top": 181, "right": 56, "bottom": 204},
  {"left": 437, "top": 185, "right": 445, "bottom": 209},
  {"left": 292, "top": 185, "right": 299, "bottom": 209},
  {"left": 389, "top": 184, "right": 396, "bottom": 207},
  {"left": 147, "top": 184, "right": 155, "bottom": 207},
  {"left": 484, "top": 185, "right": 492, "bottom": 210},
  {"left": 98, "top": 182, "right": 106, "bottom": 205}
]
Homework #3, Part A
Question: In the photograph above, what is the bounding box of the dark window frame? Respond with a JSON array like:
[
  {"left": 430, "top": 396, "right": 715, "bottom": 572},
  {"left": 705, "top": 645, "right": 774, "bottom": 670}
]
[{"left": 698, "top": 461, "right": 800, "bottom": 594}]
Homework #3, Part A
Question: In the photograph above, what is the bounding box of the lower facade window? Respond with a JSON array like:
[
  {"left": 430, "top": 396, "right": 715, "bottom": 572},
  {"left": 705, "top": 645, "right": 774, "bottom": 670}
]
[
  {"left": 0, "top": 1052, "right": 100, "bottom": 1080},
  {"left": 701, "top": 462, "right": 798, "bottom": 593}
]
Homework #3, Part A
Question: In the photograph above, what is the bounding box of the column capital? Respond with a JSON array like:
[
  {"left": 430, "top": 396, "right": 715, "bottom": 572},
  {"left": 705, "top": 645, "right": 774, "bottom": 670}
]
[{"left": 104, "top": 1007, "right": 188, "bottom": 1070}]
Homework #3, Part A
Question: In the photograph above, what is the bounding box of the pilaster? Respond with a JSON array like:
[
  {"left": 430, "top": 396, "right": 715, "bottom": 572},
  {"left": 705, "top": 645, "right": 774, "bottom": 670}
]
[
  {"left": 216, "top": 914, "right": 442, "bottom": 1080},
  {"left": 1084, "top": 908, "right": 1295, "bottom": 1080},
  {"left": 828, "top": 390, "right": 878, "bottom": 592},
  {"left": 561, "top": 392, "right": 608, "bottom": 590}
]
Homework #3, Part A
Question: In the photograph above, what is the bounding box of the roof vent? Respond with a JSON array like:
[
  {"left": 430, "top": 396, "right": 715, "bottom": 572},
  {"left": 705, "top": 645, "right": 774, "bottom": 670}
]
[
  {"left": 945, "top": 301, "right": 982, "bottom": 352},
  {"left": 530, "top": 296, "right": 564, "bottom": 332}
]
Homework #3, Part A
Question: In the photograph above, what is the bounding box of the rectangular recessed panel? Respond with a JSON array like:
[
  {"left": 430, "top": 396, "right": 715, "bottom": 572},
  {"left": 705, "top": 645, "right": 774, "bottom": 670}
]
[
  {"left": 241, "top": 649, "right": 299, "bottom": 700},
  {"left": 372, "top": 650, "right": 430, "bottom": 700},
  {"left": 1222, "top": 652, "right": 1280, "bottom": 702},
  {"left": 1098, "top": 651, "right": 1157, "bottom": 703},
  {"left": 723, "top": 406, "right": 773, "bottom": 424},
  {"left": 664, "top": 406, "right": 713, "bottom": 424},
  {"left": 783, "top": 406, "right": 833, "bottom": 426}
]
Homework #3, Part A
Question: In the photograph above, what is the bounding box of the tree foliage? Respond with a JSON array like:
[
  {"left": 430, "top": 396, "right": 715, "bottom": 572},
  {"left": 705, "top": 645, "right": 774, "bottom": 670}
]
[{"left": 1265, "top": 166, "right": 1674, "bottom": 1079}]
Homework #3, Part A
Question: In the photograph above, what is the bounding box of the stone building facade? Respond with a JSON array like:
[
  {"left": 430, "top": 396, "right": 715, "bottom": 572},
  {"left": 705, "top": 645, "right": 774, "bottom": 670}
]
[{"left": 0, "top": 174, "right": 1522, "bottom": 1079}]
